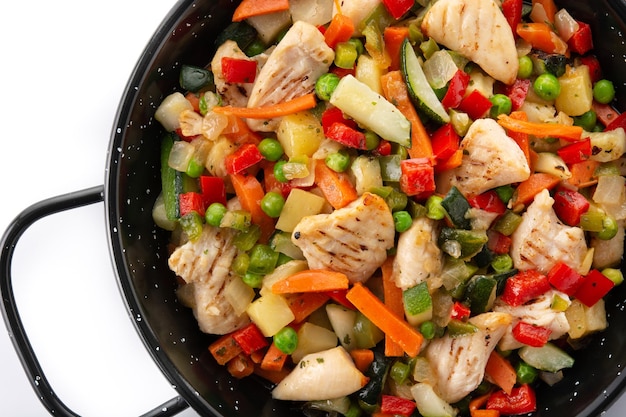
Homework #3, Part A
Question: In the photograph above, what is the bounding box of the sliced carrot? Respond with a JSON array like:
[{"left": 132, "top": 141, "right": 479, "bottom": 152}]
[
  {"left": 350, "top": 348, "right": 375, "bottom": 373},
  {"left": 497, "top": 113, "right": 583, "bottom": 141},
  {"left": 324, "top": 13, "right": 355, "bottom": 49},
  {"left": 213, "top": 93, "right": 317, "bottom": 119},
  {"left": 471, "top": 410, "right": 500, "bottom": 417},
  {"left": 229, "top": 173, "right": 275, "bottom": 242},
  {"left": 227, "top": 353, "right": 255, "bottom": 379},
  {"left": 510, "top": 172, "right": 561, "bottom": 208},
  {"left": 346, "top": 282, "right": 424, "bottom": 358},
  {"left": 568, "top": 159, "right": 600, "bottom": 188},
  {"left": 285, "top": 292, "right": 331, "bottom": 323},
  {"left": 232, "top": 0, "right": 290, "bottom": 22},
  {"left": 315, "top": 160, "right": 359, "bottom": 209},
  {"left": 222, "top": 115, "right": 262, "bottom": 146},
  {"left": 516, "top": 22, "right": 568, "bottom": 55},
  {"left": 272, "top": 269, "right": 350, "bottom": 294},
  {"left": 506, "top": 111, "right": 532, "bottom": 168},
  {"left": 469, "top": 393, "right": 501, "bottom": 417},
  {"left": 381, "top": 257, "right": 405, "bottom": 357},
  {"left": 260, "top": 342, "right": 288, "bottom": 372},
  {"left": 209, "top": 334, "right": 243, "bottom": 365},
  {"left": 250, "top": 349, "right": 265, "bottom": 364},
  {"left": 434, "top": 149, "right": 463, "bottom": 172},
  {"left": 383, "top": 26, "right": 410, "bottom": 71},
  {"left": 381, "top": 71, "right": 434, "bottom": 160},
  {"left": 253, "top": 365, "right": 292, "bottom": 384},
  {"left": 485, "top": 350, "right": 517, "bottom": 395}
]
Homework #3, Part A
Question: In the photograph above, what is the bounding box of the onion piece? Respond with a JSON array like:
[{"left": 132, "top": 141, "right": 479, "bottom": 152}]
[
  {"left": 554, "top": 9, "right": 579, "bottom": 42},
  {"left": 423, "top": 50, "right": 459, "bottom": 90}
]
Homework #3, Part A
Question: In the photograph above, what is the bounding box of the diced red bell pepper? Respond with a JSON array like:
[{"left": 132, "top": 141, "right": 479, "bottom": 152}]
[
  {"left": 605, "top": 112, "right": 626, "bottom": 132},
  {"left": 552, "top": 187, "right": 590, "bottom": 226},
  {"left": 574, "top": 269, "right": 615, "bottom": 307},
  {"left": 399, "top": 158, "right": 436, "bottom": 199},
  {"left": 512, "top": 321, "right": 552, "bottom": 347},
  {"left": 325, "top": 289, "right": 356, "bottom": 310},
  {"left": 458, "top": 90, "right": 493, "bottom": 120},
  {"left": 225, "top": 143, "right": 264, "bottom": 175},
  {"left": 381, "top": 0, "right": 413, "bottom": 19},
  {"left": 450, "top": 301, "right": 471, "bottom": 321},
  {"left": 179, "top": 192, "right": 205, "bottom": 217},
  {"left": 547, "top": 261, "right": 585, "bottom": 296},
  {"left": 487, "top": 230, "right": 512, "bottom": 255},
  {"left": 468, "top": 190, "right": 507, "bottom": 214},
  {"left": 231, "top": 323, "right": 269, "bottom": 355},
  {"left": 330, "top": 66, "right": 356, "bottom": 78},
  {"left": 221, "top": 57, "right": 257, "bottom": 84},
  {"left": 500, "top": 270, "right": 551, "bottom": 306},
  {"left": 557, "top": 138, "right": 591, "bottom": 165},
  {"left": 431, "top": 123, "right": 461, "bottom": 162},
  {"left": 486, "top": 384, "right": 537, "bottom": 414},
  {"left": 200, "top": 175, "right": 227, "bottom": 207},
  {"left": 380, "top": 394, "right": 417, "bottom": 417},
  {"left": 580, "top": 55, "right": 602, "bottom": 83},
  {"left": 375, "top": 139, "right": 392, "bottom": 156},
  {"left": 326, "top": 122, "right": 368, "bottom": 150},
  {"left": 568, "top": 21, "right": 594, "bottom": 55},
  {"left": 502, "top": 0, "right": 523, "bottom": 36},
  {"left": 321, "top": 106, "right": 357, "bottom": 135},
  {"left": 441, "top": 69, "right": 471, "bottom": 109},
  {"left": 503, "top": 78, "right": 531, "bottom": 111}
]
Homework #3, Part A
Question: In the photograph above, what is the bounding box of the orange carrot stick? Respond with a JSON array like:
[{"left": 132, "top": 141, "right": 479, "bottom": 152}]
[
  {"left": 381, "top": 257, "right": 405, "bottom": 357},
  {"left": 232, "top": 0, "right": 290, "bottom": 22},
  {"left": 497, "top": 113, "right": 583, "bottom": 141},
  {"left": 209, "top": 334, "right": 243, "bottom": 365},
  {"left": 346, "top": 282, "right": 424, "bottom": 357},
  {"left": 510, "top": 172, "right": 561, "bottom": 208},
  {"left": 272, "top": 269, "right": 350, "bottom": 294},
  {"left": 469, "top": 393, "right": 500, "bottom": 417},
  {"left": 285, "top": 292, "right": 331, "bottom": 323},
  {"left": 350, "top": 348, "right": 375, "bottom": 373},
  {"left": 315, "top": 160, "right": 359, "bottom": 209},
  {"left": 485, "top": 350, "right": 517, "bottom": 395},
  {"left": 568, "top": 159, "right": 600, "bottom": 188},
  {"left": 213, "top": 93, "right": 317, "bottom": 119},
  {"left": 381, "top": 71, "right": 434, "bottom": 160},
  {"left": 260, "top": 342, "right": 288, "bottom": 372},
  {"left": 324, "top": 13, "right": 355, "bottom": 49},
  {"left": 229, "top": 173, "right": 275, "bottom": 242},
  {"left": 383, "top": 26, "right": 410, "bottom": 71}
]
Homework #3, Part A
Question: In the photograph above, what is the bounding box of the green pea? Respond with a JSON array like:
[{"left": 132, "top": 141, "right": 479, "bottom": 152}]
[
  {"left": 325, "top": 150, "right": 351, "bottom": 172},
  {"left": 597, "top": 214, "right": 618, "bottom": 240},
  {"left": 205, "top": 202, "right": 227, "bottom": 226},
  {"left": 364, "top": 130, "right": 380, "bottom": 151},
  {"left": 491, "top": 254, "right": 513, "bottom": 273},
  {"left": 260, "top": 191, "right": 285, "bottom": 218},
  {"left": 573, "top": 110, "right": 597, "bottom": 132},
  {"left": 393, "top": 211, "right": 413, "bottom": 232},
  {"left": 258, "top": 138, "right": 284, "bottom": 162},
  {"left": 273, "top": 326, "right": 298, "bottom": 354},
  {"left": 593, "top": 79, "right": 616, "bottom": 104},
  {"left": 186, "top": 158, "right": 204, "bottom": 178},
  {"left": 248, "top": 243, "right": 279, "bottom": 275},
  {"left": 232, "top": 253, "right": 250, "bottom": 276},
  {"left": 419, "top": 321, "right": 436, "bottom": 340},
  {"left": 602, "top": 268, "right": 624, "bottom": 285},
  {"left": 425, "top": 195, "right": 446, "bottom": 220},
  {"left": 533, "top": 73, "right": 561, "bottom": 101},
  {"left": 489, "top": 94, "right": 513, "bottom": 118},
  {"left": 315, "top": 73, "right": 340, "bottom": 101},
  {"left": 517, "top": 55, "right": 534, "bottom": 79},
  {"left": 273, "top": 160, "right": 289, "bottom": 183},
  {"left": 348, "top": 38, "right": 365, "bottom": 56},
  {"left": 242, "top": 271, "right": 264, "bottom": 288}
]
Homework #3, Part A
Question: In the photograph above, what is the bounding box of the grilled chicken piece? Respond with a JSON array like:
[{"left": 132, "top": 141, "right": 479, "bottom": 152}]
[
  {"left": 246, "top": 20, "right": 334, "bottom": 132},
  {"left": 421, "top": 0, "right": 519, "bottom": 85},
  {"left": 211, "top": 40, "right": 257, "bottom": 108},
  {"left": 494, "top": 289, "right": 571, "bottom": 350},
  {"left": 425, "top": 312, "right": 512, "bottom": 404},
  {"left": 392, "top": 217, "right": 443, "bottom": 290},
  {"left": 511, "top": 189, "right": 589, "bottom": 275},
  {"left": 168, "top": 225, "right": 249, "bottom": 334},
  {"left": 272, "top": 346, "right": 368, "bottom": 401},
  {"left": 291, "top": 192, "right": 395, "bottom": 283},
  {"left": 450, "top": 118, "right": 530, "bottom": 198}
]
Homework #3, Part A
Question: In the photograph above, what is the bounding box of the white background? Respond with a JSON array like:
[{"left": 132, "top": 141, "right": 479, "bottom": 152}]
[{"left": 0, "top": 1, "right": 624, "bottom": 416}]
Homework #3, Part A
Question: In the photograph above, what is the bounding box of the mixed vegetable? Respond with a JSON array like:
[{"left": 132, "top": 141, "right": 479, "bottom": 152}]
[{"left": 152, "top": 0, "right": 626, "bottom": 415}]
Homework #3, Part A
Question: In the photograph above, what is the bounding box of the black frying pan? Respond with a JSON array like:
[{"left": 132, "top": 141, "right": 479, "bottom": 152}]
[{"left": 2, "top": 0, "right": 626, "bottom": 416}]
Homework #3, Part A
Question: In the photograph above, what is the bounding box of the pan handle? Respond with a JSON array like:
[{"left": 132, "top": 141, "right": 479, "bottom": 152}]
[{"left": 0, "top": 186, "right": 190, "bottom": 417}]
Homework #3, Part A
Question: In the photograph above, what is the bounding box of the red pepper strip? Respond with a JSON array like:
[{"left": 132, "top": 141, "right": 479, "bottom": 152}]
[
  {"left": 441, "top": 69, "right": 470, "bottom": 110},
  {"left": 468, "top": 190, "right": 507, "bottom": 214},
  {"left": 450, "top": 301, "right": 471, "bottom": 321},
  {"left": 380, "top": 394, "right": 417, "bottom": 417},
  {"left": 487, "top": 230, "right": 512, "bottom": 255},
  {"left": 325, "top": 122, "right": 368, "bottom": 150},
  {"left": 574, "top": 269, "right": 615, "bottom": 307},
  {"left": 399, "top": 158, "right": 436, "bottom": 200},
  {"left": 605, "top": 112, "right": 626, "bottom": 132},
  {"left": 381, "top": 0, "right": 414, "bottom": 19},
  {"left": 502, "top": 0, "right": 523, "bottom": 36},
  {"left": 325, "top": 289, "right": 356, "bottom": 310},
  {"left": 231, "top": 323, "right": 269, "bottom": 355},
  {"left": 321, "top": 106, "right": 357, "bottom": 135},
  {"left": 580, "top": 55, "right": 603, "bottom": 83},
  {"left": 547, "top": 261, "right": 585, "bottom": 296},
  {"left": 512, "top": 321, "right": 552, "bottom": 347},
  {"left": 552, "top": 187, "right": 590, "bottom": 226},
  {"left": 375, "top": 139, "right": 392, "bottom": 156},
  {"left": 225, "top": 143, "right": 264, "bottom": 175},
  {"left": 221, "top": 57, "right": 257, "bottom": 84},
  {"left": 431, "top": 123, "right": 460, "bottom": 162},
  {"left": 557, "top": 138, "right": 591, "bottom": 165},
  {"left": 179, "top": 192, "right": 205, "bottom": 217},
  {"left": 486, "top": 384, "right": 537, "bottom": 415},
  {"left": 503, "top": 78, "right": 530, "bottom": 111},
  {"left": 458, "top": 90, "right": 493, "bottom": 120},
  {"left": 200, "top": 175, "right": 227, "bottom": 207},
  {"left": 500, "top": 270, "right": 551, "bottom": 307},
  {"left": 568, "top": 21, "right": 594, "bottom": 55}
]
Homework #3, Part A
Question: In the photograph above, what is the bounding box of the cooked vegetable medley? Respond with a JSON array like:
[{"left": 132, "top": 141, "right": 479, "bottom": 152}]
[{"left": 153, "top": 0, "right": 626, "bottom": 415}]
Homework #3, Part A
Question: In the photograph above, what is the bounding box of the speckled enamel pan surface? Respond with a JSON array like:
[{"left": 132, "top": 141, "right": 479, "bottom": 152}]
[{"left": 104, "top": 0, "right": 626, "bottom": 416}]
